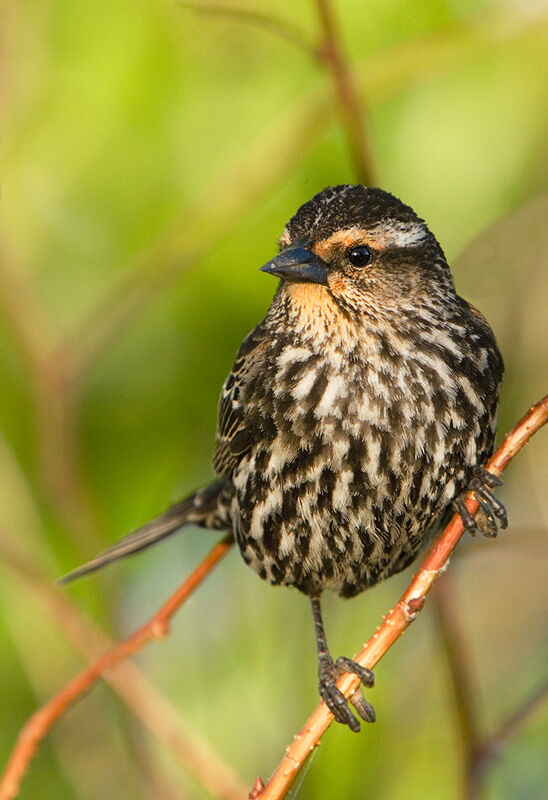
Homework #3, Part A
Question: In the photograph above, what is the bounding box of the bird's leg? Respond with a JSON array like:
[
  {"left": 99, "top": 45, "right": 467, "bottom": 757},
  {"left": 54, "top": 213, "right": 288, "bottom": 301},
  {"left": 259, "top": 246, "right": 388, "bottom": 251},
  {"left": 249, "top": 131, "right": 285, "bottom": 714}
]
[
  {"left": 453, "top": 465, "right": 508, "bottom": 538},
  {"left": 309, "top": 595, "right": 375, "bottom": 733}
]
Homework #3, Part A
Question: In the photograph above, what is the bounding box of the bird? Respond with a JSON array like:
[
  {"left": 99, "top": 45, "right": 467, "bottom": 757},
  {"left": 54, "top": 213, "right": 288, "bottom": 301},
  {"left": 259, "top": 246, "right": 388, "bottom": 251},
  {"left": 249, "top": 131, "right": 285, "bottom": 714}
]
[{"left": 60, "top": 185, "right": 507, "bottom": 731}]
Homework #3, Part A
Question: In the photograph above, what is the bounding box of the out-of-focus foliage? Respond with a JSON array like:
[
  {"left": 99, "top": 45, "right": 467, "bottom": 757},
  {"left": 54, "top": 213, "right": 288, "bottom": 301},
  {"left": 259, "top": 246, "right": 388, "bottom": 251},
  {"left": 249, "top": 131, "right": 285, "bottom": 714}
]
[{"left": 0, "top": 1, "right": 547, "bottom": 798}]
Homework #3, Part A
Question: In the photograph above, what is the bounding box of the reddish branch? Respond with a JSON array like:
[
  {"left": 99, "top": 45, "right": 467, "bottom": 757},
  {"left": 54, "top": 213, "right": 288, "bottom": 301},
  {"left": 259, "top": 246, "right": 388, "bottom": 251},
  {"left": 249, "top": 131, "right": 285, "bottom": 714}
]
[
  {"left": 0, "top": 530, "right": 248, "bottom": 800},
  {"left": 0, "top": 536, "right": 234, "bottom": 800},
  {"left": 255, "top": 394, "right": 548, "bottom": 800}
]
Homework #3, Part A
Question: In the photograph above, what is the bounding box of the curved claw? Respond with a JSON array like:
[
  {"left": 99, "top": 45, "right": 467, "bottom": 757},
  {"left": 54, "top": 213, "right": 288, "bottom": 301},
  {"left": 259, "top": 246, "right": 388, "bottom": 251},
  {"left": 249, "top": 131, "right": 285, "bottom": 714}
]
[
  {"left": 476, "top": 487, "right": 508, "bottom": 529},
  {"left": 453, "top": 496, "right": 476, "bottom": 532},
  {"left": 350, "top": 689, "right": 376, "bottom": 723},
  {"left": 474, "top": 492, "right": 498, "bottom": 537}
]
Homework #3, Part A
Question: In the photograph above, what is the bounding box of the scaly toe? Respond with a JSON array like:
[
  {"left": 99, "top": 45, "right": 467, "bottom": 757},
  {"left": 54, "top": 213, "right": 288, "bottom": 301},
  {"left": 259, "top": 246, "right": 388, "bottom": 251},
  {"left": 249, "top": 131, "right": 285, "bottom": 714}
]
[
  {"left": 476, "top": 486, "right": 508, "bottom": 529},
  {"left": 318, "top": 655, "right": 376, "bottom": 730},
  {"left": 472, "top": 465, "right": 503, "bottom": 489},
  {"left": 453, "top": 496, "right": 476, "bottom": 532},
  {"left": 474, "top": 494, "right": 498, "bottom": 537},
  {"left": 335, "top": 656, "right": 375, "bottom": 688},
  {"left": 319, "top": 676, "right": 361, "bottom": 732},
  {"left": 318, "top": 656, "right": 363, "bottom": 732}
]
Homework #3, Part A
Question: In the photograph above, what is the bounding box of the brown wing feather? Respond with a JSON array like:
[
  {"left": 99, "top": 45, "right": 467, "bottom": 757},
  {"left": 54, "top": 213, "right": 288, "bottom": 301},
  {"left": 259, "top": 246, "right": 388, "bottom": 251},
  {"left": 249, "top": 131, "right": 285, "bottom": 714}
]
[{"left": 212, "top": 323, "right": 268, "bottom": 476}]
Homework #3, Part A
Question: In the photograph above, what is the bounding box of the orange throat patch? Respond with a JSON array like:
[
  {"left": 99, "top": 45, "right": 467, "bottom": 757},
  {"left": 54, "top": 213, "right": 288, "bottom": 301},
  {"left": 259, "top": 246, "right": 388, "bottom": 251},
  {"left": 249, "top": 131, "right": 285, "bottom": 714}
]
[{"left": 285, "top": 282, "right": 358, "bottom": 344}]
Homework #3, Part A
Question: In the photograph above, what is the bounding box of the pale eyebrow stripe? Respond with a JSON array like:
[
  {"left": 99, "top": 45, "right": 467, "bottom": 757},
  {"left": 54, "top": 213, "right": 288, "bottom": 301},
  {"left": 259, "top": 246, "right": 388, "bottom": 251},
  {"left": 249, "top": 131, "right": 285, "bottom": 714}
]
[{"left": 314, "top": 222, "right": 427, "bottom": 253}]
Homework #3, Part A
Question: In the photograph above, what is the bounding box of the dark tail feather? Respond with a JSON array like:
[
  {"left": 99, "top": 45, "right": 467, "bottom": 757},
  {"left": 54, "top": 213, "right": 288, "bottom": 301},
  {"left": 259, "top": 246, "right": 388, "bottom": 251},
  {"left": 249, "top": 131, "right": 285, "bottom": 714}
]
[{"left": 58, "top": 480, "right": 227, "bottom": 585}]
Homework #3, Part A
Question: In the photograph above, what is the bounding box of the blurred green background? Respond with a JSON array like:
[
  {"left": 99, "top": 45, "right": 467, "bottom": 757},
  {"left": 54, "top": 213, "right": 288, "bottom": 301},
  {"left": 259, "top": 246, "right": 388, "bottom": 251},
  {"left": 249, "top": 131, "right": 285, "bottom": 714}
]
[{"left": 1, "top": 1, "right": 547, "bottom": 798}]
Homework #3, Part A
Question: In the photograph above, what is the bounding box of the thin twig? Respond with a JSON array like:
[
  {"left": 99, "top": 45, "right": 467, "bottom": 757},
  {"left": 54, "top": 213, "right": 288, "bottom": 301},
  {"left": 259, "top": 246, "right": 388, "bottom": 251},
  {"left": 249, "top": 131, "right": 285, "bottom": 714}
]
[
  {"left": 33, "top": 352, "right": 104, "bottom": 548},
  {"left": 314, "top": 0, "right": 376, "bottom": 184},
  {"left": 254, "top": 394, "right": 548, "bottom": 799},
  {"left": 466, "top": 678, "right": 548, "bottom": 800},
  {"left": 0, "top": 531, "right": 246, "bottom": 800},
  {"left": 183, "top": 2, "right": 316, "bottom": 57},
  {"left": 0, "top": 535, "right": 236, "bottom": 800}
]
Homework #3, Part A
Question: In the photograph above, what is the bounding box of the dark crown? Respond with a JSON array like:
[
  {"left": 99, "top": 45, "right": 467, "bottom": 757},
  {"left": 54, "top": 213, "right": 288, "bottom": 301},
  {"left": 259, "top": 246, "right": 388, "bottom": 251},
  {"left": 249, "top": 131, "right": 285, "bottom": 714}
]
[{"left": 285, "top": 185, "right": 429, "bottom": 244}]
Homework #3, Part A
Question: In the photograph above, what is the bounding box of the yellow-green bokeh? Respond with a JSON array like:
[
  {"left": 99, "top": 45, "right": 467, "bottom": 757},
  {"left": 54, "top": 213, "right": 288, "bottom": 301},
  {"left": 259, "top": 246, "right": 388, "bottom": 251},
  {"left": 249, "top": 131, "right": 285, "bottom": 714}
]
[{"left": 1, "top": 1, "right": 547, "bottom": 798}]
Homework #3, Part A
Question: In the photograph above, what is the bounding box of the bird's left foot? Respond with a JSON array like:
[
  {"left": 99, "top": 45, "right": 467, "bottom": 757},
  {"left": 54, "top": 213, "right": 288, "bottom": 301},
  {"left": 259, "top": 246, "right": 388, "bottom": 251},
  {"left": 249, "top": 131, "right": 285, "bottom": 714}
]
[
  {"left": 453, "top": 466, "right": 508, "bottom": 538},
  {"left": 318, "top": 655, "right": 375, "bottom": 733}
]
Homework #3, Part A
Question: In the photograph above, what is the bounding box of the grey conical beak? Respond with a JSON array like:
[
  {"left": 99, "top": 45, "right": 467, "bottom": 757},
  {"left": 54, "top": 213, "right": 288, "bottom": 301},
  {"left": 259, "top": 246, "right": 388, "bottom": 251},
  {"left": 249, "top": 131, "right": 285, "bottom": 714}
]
[{"left": 260, "top": 241, "right": 329, "bottom": 286}]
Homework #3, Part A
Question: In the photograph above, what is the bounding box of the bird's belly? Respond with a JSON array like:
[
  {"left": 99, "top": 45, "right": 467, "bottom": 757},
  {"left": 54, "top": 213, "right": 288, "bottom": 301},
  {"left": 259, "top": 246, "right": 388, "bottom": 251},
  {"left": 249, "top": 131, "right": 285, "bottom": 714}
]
[
  {"left": 231, "top": 341, "right": 493, "bottom": 596},
  {"left": 231, "top": 418, "right": 467, "bottom": 596}
]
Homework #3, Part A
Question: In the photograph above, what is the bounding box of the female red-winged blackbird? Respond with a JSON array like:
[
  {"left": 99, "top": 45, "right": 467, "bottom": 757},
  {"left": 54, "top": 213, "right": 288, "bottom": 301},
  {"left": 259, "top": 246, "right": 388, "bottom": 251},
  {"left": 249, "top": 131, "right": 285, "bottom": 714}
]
[{"left": 62, "top": 185, "right": 506, "bottom": 731}]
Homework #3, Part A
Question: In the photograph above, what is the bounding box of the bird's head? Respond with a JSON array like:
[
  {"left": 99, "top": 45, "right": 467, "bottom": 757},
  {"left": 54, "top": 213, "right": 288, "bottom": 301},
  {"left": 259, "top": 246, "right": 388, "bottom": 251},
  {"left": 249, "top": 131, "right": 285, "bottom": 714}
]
[{"left": 260, "top": 185, "right": 454, "bottom": 317}]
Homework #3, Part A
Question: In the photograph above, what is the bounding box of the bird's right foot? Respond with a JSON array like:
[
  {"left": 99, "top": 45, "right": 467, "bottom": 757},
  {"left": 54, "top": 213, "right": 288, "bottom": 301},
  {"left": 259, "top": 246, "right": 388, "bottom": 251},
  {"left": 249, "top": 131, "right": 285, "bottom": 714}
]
[
  {"left": 453, "top": 466, "right": 508, "bottom": 538},
  {"left": 318, "top": 654, "right": 375, "bottom": 732}
]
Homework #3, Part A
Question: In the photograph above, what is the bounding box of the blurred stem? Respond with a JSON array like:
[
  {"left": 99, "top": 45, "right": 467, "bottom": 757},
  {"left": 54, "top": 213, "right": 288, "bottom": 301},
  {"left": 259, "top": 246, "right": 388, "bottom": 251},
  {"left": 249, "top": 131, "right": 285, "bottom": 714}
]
[
  {"left": 0, "top": 249, "right": 102, "bottom": 551},
  {"left": 183, "top": 3, "right": 316, "bottom": 57},
  {"left": 314, "top": 0, "right": 376, "bottom": 185},
  {"left": 0, "top": 246, "right": 56, "bottom": 374},
  {"left": 3, "top": 598, "right": 181, "bottom": 800},
  {"left": 34, "top": 352, "right": 103, "bottom": 550},
  {"left": 0, "top": 534, "right": 243, "bottom": 800},
  {"left": 125, "top": 723, "right": 191, "bottom": 800},
  {"left": 432, "top": 575, "right": 481, "bottom": 777},
  {"left": 432, "top": 500, "right": 548, "bottom": 799},
  {"left": 466, "top": 679, "right": 548, "bottom": 800}
]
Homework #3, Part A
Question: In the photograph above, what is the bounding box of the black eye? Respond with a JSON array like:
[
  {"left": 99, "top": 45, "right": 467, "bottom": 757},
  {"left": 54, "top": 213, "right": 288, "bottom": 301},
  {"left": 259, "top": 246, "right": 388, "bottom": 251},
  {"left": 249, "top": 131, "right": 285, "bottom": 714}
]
[{"left": 346, "top": 245, "right": 371, "bottom": 267}]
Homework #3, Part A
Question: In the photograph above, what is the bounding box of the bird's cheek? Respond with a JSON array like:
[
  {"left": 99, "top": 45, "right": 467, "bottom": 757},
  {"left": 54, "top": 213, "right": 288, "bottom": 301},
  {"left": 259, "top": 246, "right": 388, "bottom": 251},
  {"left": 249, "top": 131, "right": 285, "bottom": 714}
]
[
  {"left": 326, "top": 271, "right": 349, "bottom": 294},
  {"left": 327, "top": 272, "right": 367, "bottom": 303}
]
